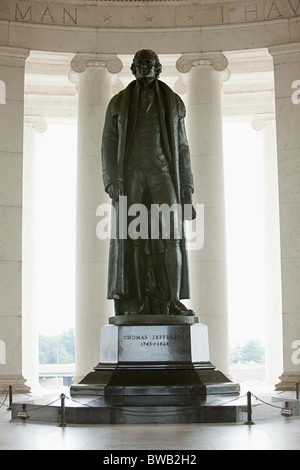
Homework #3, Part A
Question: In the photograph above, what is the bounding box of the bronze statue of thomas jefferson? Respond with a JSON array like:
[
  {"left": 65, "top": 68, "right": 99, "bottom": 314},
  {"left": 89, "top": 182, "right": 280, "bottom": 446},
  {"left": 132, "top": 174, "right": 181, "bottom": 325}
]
[{"left": 101, "top": 50, "right": 195, "bottom": 316}]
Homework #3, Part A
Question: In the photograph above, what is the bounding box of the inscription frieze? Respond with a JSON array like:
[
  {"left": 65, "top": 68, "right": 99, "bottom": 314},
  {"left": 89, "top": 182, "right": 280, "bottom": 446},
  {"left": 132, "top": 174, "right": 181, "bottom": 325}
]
[{"left": 0, "top": 0, "right": 299, "bottom": 28}]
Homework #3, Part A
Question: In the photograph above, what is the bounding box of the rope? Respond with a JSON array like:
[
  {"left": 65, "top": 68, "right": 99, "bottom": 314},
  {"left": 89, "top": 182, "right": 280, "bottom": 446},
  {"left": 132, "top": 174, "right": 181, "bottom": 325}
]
[
  {"left": 13, "top": 397, "right": 62, "bottom": 414},
  {"left": 0, "top": 392, "right": 9, "bottom": 408},
  {"left": 252, "top": 393, "right": 300, "bottom": 412},
  {"left": 218, "top": 392, "right": 248, "bottom": 406}
]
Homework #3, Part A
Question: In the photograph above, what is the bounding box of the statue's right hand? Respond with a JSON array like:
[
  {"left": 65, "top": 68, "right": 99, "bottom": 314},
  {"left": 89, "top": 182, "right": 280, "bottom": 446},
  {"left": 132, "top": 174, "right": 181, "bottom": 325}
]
[{"left": 107, "top": 182, "right": 123, "bottom": 201}]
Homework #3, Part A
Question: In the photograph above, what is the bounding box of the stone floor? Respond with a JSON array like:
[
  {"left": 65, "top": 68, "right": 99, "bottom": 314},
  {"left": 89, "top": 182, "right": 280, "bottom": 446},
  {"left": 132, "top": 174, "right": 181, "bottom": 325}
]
[{"left": 1, "top": 385, "right": 300, "bottom": 451}]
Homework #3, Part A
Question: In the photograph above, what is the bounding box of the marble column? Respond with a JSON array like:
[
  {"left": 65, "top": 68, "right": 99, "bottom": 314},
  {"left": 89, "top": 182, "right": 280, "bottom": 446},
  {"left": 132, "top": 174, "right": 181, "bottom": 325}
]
[
  {"left": 0, "top": 46, "right": 30, "bottom": 393},
  {"left": 176, "top": 53, "right": 229, "bottom": 374},
  {"left": 268, "top": 43, "right": 300, "bottom": 390},
  {"left": 22, "top": 118, "right": 47, "bottom": 391},
  {"left": 252, "top": 114, "right": 283, "bottom": 385},
  {"left": 71, "top": 54, "right": 122, "bottom": 382}
]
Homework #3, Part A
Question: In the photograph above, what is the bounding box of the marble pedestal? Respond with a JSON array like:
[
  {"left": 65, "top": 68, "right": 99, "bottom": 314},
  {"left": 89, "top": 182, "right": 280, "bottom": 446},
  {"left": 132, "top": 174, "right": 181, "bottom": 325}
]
[{"left": 70, "top": 316, "right": 240, "bottom": 413}]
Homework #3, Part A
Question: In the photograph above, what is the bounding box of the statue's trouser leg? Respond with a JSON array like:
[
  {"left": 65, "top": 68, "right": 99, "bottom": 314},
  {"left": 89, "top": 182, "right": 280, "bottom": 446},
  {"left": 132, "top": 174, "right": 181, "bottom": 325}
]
[
  {"left": 133, "top": 241, "right": 145, "bottom": 303},
  {"left": 125, "top": 167, "right": 145, "bottom": 306}
]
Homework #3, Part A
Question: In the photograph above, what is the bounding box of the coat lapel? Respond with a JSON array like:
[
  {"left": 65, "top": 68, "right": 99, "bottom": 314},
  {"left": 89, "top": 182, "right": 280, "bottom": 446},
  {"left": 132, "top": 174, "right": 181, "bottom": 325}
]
[
  {"left": 123, "top": 81, "right": 140, "bottom": 158},
  {"left": 155, "top": 81, "right": 172, "bottom": 165}
]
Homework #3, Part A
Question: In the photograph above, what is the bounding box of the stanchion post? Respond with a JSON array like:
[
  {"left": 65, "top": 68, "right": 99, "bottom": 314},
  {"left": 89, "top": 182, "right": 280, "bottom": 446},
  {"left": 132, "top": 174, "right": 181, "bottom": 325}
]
[
  {"left": 58, "top": 393, "right": 67, "bottom": 427},
  {"left": 244, "top": 391, "right": 254, "bottom": 425},
  {"left": 7, "top": 385, "right": 12, "bottom": 410},
  {"left": 296, "top": 382, "right": 299, "bottom": 400}
]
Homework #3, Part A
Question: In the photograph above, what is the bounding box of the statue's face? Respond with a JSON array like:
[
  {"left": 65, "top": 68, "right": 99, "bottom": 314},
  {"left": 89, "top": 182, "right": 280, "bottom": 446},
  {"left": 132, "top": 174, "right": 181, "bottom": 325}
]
[{"left": 134, "top": 51, "right": 157, "bottom": 84}]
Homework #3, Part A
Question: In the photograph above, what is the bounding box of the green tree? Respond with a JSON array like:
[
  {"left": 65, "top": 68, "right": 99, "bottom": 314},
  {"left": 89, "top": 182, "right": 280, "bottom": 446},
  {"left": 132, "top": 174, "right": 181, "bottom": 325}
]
[
  {"left": 39, "top": 329, "right": 75, "bottom": 364},
  {"left": 229, "top": 343, "right": 243, "bottom": 364},
  {"left": 241, "top": 339, "right": 265, "bottom": 363},
  {"left": 229, "top": 339, "right": 265, "bottom": 365}
]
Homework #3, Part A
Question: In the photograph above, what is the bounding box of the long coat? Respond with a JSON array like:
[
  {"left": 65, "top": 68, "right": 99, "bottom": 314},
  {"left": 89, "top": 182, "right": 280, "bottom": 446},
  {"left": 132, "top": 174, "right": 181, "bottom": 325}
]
[{"left": 101, "top": 79, "right": 194, "bottom": 303}]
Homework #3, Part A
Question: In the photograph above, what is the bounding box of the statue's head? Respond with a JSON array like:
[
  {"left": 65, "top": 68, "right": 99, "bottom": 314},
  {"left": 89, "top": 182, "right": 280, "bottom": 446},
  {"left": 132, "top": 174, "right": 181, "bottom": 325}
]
[{"left": 130, "top": 49, "right": 162, "bottom": 83}]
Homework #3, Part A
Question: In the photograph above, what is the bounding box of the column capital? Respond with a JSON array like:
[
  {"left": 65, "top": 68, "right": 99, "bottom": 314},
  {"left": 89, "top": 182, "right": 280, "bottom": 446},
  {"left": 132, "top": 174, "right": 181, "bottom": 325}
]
[
  {"left": 252, "top": 113, "right": 276, "bottom": 131},
  {"left": 24, "top": 117, "right": 48, "bottom": 134},
  {"left": 176, "top": 52, "right": 228, "bottom": 74},
  {"left": 71, "top": 53, "right": 123, "bottom": 75},
  {"left": 0, "top": 46, "right": 30, "bottom": 66},
  {"left": 173, "top": 76, "right": 188, "bottom": 95},
  {"left": 268, "top": 42, "right": 300, "bottom": 64}
]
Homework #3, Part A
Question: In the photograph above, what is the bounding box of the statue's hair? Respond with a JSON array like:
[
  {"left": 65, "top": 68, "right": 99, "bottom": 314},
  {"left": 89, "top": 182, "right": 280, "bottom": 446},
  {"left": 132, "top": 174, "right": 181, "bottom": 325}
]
[{"left": 130, "top": 50, "right": 162, "bottom": 79}]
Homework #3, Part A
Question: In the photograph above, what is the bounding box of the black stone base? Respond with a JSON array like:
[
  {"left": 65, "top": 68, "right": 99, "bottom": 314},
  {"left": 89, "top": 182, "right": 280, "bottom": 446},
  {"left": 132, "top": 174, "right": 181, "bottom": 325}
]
[
  {"left": 68, "top": 361, "right": 240, "bottom": 424},
  {"left": 67, "top": 316, "right": 240, "bottom": 423},
  {"left": 70, "top": 361, "right": 240, "bottom": 404}
]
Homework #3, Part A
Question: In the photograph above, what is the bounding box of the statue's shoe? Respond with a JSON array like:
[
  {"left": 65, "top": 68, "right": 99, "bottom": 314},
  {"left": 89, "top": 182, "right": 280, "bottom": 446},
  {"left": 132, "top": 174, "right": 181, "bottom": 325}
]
[
  {"left": 125, "top": 302, "right": 146, "bottom": 315},
  {"left": 169, "top": 300, "right": 195, "bottom": 316}
]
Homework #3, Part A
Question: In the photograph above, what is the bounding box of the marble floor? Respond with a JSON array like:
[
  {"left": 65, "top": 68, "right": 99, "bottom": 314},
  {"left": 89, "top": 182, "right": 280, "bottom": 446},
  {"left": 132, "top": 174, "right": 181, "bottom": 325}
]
[{"left": 1, "top": 386, "right": 300, "bottom": 451}]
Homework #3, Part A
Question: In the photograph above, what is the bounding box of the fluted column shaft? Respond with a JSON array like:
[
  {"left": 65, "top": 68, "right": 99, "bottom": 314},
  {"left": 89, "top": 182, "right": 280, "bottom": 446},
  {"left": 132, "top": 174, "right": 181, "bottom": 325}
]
[
  {"left": 252, "top": 114, "right": 283, "bottom": 385},
  {"left": 71, "top": 54, "right": 122, "bottom": 382},
  {"left": 177, "top": 53, "right": 229, "bottom": 373},
  {"left": 0, "top": 46, "right": 30, "bottom": 392},
  {"left": 22, "top": 118, "right": 47, "bottom": 391},
  {"left": 268, "top": 43, "right": 300, "bottom": 390}
]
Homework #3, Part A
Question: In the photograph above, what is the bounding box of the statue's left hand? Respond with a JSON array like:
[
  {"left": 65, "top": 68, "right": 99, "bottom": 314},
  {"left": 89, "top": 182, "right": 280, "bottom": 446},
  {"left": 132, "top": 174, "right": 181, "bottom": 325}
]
[
  {"left": 107, "top": 182, "right": 124, "bottom": 201},
  {"left": 181, "top": 186, "right": 196, "bottom": 220}
]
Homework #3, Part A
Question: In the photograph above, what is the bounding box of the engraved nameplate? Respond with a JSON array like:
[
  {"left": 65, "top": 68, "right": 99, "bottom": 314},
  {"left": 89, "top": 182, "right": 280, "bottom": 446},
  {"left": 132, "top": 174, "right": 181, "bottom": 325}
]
[{"left": 100, "top": 323, "right": 210, "bottom": 364}]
